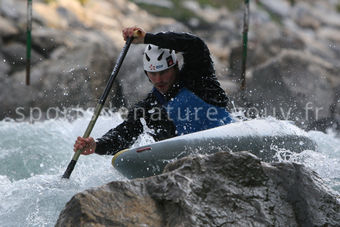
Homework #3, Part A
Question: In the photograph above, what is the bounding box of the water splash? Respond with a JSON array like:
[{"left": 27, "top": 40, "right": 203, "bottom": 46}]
[
  {"left": 271, "top": 129, "right": 340, "bottom": 193},
  {"left": 0, "top": 110, "right": 339, "bottom": 226}
]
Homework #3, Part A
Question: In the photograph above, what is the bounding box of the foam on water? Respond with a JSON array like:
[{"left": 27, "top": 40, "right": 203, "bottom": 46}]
[
  {"left": 0, "top": 111, "right": 339, "bottom": 226},
  {"left": 0, "top": 110, "right": 137, "bottom": 226},
  {"left": 277, "top": 129, "right": 340, "bottom": 193}
]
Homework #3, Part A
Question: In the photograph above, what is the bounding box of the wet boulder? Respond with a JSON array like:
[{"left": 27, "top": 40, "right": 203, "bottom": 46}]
[
  {"left": 56, "top": 151, "right": 340, "bottom": 226},
  {"left": 245, "top": 50, "right": 338, "bottom": 128}
]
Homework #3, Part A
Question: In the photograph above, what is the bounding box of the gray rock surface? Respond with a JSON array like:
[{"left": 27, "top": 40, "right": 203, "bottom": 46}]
[
  {"left": 1, "top": 0, "right": 340, "bottom": 131},
  {"left": 0, "top": 52, "right": 10, "bottom": 76},
  {"left": 2, "top": 42, "right": 43, "bottom": 73},
  {"left": 0, "top": 0, "right": 176, "bottom": 119},
  {"left": 0, "top": 15, "right": 19, "bottom": 37},
  {"left": 244, "top": 50, "right": 339, "bottom": 127},
  {"left": 228, "top": 25, "right": 305, "bottom": 80},
  {"left": 55, "top": 151, "right": 340, "bottom": 226}
]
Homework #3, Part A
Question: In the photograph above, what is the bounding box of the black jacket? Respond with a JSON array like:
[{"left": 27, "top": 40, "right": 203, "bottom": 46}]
[{"left": 95, "top": 32, "right": 229, "bottom": 155}]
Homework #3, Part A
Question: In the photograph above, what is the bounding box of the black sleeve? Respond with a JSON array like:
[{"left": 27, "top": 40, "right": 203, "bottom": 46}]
[
  {"left": 145, "top": 32, "right": 228, "bottom": 107},
  {"left": 95, "top": 110, "right": 143, "bottom": 155}
]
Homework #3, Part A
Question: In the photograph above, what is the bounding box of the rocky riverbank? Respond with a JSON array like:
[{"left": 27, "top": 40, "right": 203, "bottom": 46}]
[
  {"left": 55, "top": 151, "right": 340, "bottom": 226},
  {"left": 1, "top": 0, "right": 340, "bottom": 130},
  {"left": 0, "top": 0, "right": 175, "bottom": 118}
]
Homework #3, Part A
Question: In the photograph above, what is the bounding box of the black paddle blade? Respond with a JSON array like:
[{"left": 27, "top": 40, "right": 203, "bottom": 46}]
[{"left": 62, "top": 160, "right": 77, "bottom": 179}]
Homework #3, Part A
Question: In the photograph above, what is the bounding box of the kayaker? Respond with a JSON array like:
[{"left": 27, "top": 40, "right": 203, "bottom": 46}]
[{"left": 74, "top": 26, "right": 233, "bottom": 156}]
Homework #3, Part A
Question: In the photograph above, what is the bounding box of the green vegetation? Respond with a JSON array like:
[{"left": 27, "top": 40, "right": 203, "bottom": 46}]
[
  {"left": 195, "top": 0, "right": 242, "bottom": 11},
  {"left": 43, "top": 0, "right": 89, "bottom": 5},
  {"left": 129, "top": 0, "right": 242, "bottom": 27},
  {"left": 337, "top": 3, "right": 340, "bottom": 13},
  {"left": 78, "top": 0, "right": 89, "bottom": 5},
  {"left": 130, "top": 0, "right": 207, "bottom": 27},
  {"left": 255, "top": 1, "right": 283, "bottom": 25},
  {"left": 135, "top": 2, "right": 201, "bottom": 23}
]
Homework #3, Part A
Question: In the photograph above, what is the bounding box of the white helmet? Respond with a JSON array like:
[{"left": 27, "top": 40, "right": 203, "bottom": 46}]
[{"left": 143, "top": 44, "right": 177, "bottom": 72}]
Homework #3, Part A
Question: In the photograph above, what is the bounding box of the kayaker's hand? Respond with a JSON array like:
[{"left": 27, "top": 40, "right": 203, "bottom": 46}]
[
  {"left": 122, "top": 26, "right": 145, "bottom": 44},
  {"left": 73, "top": 137, "right": 96, "bottom": 155}
]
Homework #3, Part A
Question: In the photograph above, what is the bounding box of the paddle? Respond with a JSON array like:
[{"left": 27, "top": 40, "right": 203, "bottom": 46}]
[
  {"left": 240, "top": 0, "right": 249, "bottom": 96},
  {"left": 62, "top": 33, "right": 138, "bottom": 179}
]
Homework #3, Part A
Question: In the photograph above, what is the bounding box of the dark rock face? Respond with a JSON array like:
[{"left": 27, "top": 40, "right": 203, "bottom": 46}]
[
  {"left": 244, "top": 50, "right": 339, "bottom": 128},
  {"left": 307, "top": 85, "right": 340, "bottom": 132},
  {"left": 229, "top": 27, "right": 305, "bottom": 79},
  {"left": 56, "top": 151, "right": 340, "bottom": 226},
  {"left": 0, "top": 38, "right": 118, "bottom": 120}
]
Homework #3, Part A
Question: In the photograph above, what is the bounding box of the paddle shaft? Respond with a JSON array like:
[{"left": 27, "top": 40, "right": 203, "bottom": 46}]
[
  {"left": 240, "top": 0, "right": 249, "bottom": 93},
  {"left": 62, "top": 36, "right": 134, "bottom": 179},
  {"left": 26, "top": 0, "right": 32, "bottom": 86}
]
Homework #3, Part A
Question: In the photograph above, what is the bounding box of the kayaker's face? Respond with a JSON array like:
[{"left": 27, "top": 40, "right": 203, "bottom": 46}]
[{"left": 147, "top": 66, "right": 177, "bottom": 94}]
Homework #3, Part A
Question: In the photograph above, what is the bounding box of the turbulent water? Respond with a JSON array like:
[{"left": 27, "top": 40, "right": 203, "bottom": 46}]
[{"left": 0, "top": 110, "right": 339, "bottom": 226}]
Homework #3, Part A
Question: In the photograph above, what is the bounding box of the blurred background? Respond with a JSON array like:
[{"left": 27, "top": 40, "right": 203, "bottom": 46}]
[
  {"left": 1, "top": 2, "right": 340, "bottom": 226},
  {"left": 1, "top": 0, "right": 340, "bottom": 131}
]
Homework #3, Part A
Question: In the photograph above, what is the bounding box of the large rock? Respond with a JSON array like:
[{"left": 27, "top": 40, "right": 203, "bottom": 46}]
[
  {"left": 56, "top": 151, "right": 340, "bottom": 226},
  {"left": 30, "top": 28, "right": 74, "bottom": 56},
  {"left": 228, "top": 22, "right": 305, "bottom": 79},
  {"left": 291, "top": 2, "right": 322, "bottom": 30},
  {"left": 259, "top": 0, "right": 291, "bottom": 18},
  {"left": 307, "top": 84, "right": 340, "bottom": 131},
  {"left": 0, "top": 0, "right": 27, "bottom": 24},
  {"left": 244, "top": 50, "right": 338, "bottom": 127},
  {"left": 32, "top": 0, "right": 174, "bottom": 46},
  {"left": 1, "top": 42, "right": 43, "bottom": 73},
  {"left": 0, "top": 15, "right": 19, "bottom": 38},
  {"left": 302, "top": 3, "right": 340, "bottom": 29},
  {"left": 0, "top": 52, "right": 10, "bottom": 76},
  {"left": 0, "top": 35, "right": 118, "bottom": 119}
]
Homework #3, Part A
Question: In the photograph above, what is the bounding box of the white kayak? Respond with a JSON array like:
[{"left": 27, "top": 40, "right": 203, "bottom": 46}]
[{"left": 112, "top": 119, "right": 316, "bottom": 179}]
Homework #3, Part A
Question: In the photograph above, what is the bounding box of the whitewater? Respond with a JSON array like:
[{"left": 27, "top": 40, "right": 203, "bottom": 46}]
[{"left": 0, "top": 110, "right": 339, "bottom": 226}]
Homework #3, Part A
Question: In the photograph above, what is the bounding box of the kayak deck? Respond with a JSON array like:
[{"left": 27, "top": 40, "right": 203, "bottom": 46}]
[{"left": 112, "top": 120, "right": 316, "bottom": 179}]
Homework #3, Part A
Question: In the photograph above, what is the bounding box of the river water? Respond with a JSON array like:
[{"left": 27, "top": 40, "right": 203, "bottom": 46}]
[{"left": 0, "top": 110, "right": 339, "bottom": 226}]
